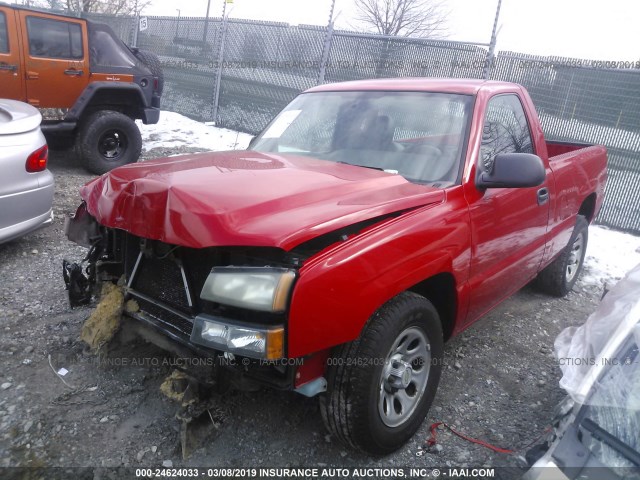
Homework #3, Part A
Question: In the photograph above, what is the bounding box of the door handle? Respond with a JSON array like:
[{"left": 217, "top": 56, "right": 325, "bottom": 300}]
[
  {"left": 537, "top": 187, "right": 549, "bottom": 206},
  {"left": 64, "top": 69, "right": 83, "bottom": 76},
  {"left": 0, "top": 64, "right": 17, "bottom": 71}
]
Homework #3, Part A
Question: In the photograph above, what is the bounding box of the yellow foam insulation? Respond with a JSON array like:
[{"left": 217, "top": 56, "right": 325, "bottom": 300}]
[
  {"left": 80, "top": 282, "right": 124, "bottom": 351},
  {"left": 124, "top": 299, "right": 140, "bottom": 314},
  {"left": 160, "top": 370, "right": 197, "bottom": 407}
]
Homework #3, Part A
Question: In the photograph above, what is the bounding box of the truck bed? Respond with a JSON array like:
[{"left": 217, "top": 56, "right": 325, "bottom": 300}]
[
  {"left": 544, "top": 140, "right": 608, "bottom": 265},
  {"left": 546, "top": 140, "right": 597, "bottom": 158}
]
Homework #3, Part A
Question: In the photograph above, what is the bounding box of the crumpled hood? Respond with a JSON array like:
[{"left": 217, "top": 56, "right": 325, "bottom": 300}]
[{"left": 81, "top": 151, "right": 445, "bottom": 250}]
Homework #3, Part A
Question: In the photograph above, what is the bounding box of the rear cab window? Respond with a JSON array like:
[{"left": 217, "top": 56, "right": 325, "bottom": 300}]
[
  {"left": 26, "top": 16, "right": 83, "bottom": 59},
  {"left": 0, "top": 12, "right": 8, "bottom": 53}
]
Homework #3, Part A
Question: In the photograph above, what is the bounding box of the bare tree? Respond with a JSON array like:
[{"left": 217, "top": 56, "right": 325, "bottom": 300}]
[
  {"left": 353, "top": 0, "right": 448, "bottom": 38},
  {"left": 68, "top": 0, "right": 153, "bottom": 15},
  {"left": 33, "top": 0, "right": 152, "bottom": 15}
]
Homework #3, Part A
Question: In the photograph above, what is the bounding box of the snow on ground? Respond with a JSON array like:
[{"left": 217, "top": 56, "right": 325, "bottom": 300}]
[
  {"left": 138, "top": 111, "right": 253, "bottom": 152},
  {"left": 582, "top": 226, "right": 640, "bottom": 287},
  {"left": 139, "top": 111, "right": 640, "bottom": 289}
]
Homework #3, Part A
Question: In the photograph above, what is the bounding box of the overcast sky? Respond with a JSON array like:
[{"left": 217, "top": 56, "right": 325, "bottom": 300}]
[{"left": 144, "top": 0, "right": 639, "bottom": 61}]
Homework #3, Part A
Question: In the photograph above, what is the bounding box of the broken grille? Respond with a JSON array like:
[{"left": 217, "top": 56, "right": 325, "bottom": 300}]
[{"left": 124, "top": 236, "right": 196, "bottom": 336}]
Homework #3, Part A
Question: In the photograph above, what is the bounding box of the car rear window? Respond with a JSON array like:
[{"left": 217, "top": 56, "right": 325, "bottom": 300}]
[
  {"left": 0, "top": 12, "right": 8, "bottom": 53},
  {"left": 26, "top": 16, "right": 83, "bottom": 59}
]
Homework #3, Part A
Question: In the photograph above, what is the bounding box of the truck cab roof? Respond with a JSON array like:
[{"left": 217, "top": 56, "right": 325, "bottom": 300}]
[{"left": 306, "top": 78, "right": 521, "bottom": 95}]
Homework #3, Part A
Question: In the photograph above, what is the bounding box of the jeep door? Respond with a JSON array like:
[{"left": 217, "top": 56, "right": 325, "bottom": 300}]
[
  {"left": 17, "top": 11, "right": 89, "bottom": 108},
  {"left": 0, "top": 6, "right": 25, "bottom": 100}
]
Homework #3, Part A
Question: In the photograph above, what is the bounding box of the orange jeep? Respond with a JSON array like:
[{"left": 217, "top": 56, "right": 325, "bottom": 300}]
[{"left": 0, "top": 3, "right": 162, "bottom": 174}]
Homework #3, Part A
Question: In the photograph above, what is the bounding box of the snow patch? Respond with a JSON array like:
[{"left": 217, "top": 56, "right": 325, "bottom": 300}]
[
  {"left": 138, "top": 111, "right": 253, "bottom": 152},
  {"left": 581, "top": 226, "right": 640, "bottom": 287}
]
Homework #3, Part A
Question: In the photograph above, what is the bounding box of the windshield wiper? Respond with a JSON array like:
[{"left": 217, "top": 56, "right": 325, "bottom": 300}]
[
  {"left": 337, "top": 161, "right": 383, "bottom": 171},
  {"left": 581, "top": 417, "right": 640, "bottom": 467}
]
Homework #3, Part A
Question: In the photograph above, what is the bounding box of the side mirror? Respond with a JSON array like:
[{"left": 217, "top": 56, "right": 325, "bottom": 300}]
[{"left": 477, "top": 153, "right": 545, "bottom": 189}]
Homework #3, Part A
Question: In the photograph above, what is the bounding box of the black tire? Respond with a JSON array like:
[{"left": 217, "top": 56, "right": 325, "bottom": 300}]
[
  {"left": 320, "top": 292, "right": 444, "bottom": 455},
  {"left": 77, "top": 111, "right": 142, "bottom": 175},
  {"left": 135, "top": 50, "right": 164, "bottom": 95},
  {"left": 535, "top": 215, "right": 589, "bottom": 297}
]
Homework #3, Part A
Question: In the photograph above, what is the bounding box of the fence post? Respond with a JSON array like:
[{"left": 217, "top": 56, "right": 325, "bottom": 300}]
[
  {"left": 132, "top": 14, "right": 139, "bottom": 47},
  {"left": 212, "top": 14, "right": 229, "bottom": 125},
  {"left": 317, "top": 21, "right": 334, "bottom": 85},
  {"left": 484, "top": 0, "right": 502, "bottom": 79}
]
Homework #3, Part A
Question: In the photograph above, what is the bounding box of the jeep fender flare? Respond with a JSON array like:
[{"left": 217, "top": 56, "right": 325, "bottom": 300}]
[{"left": 65, "top": 82, "right": 148, "bottom": 122}]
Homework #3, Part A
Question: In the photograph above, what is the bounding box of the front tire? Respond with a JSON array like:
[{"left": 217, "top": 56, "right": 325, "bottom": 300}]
[
  {"left": 77, "top": 111, "right": 142, "bottom": 175},
  {"left": 535, "top": 215, "right": 589, "bottom": 296},
  {"left": 320, "top": 292, "right": 443, "bottom": 455}
]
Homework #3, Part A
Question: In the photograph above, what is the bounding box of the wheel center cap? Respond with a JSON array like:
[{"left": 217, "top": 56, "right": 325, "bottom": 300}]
[{"left": 387, "top": 359, "right": 413, "bottom": 389}]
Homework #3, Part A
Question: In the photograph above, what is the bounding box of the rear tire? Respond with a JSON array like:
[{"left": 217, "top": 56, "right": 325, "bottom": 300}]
[
  {"left": 535, "top": 215, "right": 588, "bottom": 296},
  {"left": 77, "top": 111, "right": 142, "bottom": 175},
  {"left": 320, "top": 292, "right": 443, "bottom": 455}
]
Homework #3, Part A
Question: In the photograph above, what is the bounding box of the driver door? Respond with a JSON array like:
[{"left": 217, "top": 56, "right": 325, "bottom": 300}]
[
  {"left": 0, "top": 7, "right": 25, "bottom": 100},
  {"left": 464, "top": 94, "right": 550, "bottom": 324}
]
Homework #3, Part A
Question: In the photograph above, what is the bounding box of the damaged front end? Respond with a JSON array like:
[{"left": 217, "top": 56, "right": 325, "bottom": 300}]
[
  {"left": 63, "top": 203, "right": 120, "bottom": 307},
  {"left": 63, "top": 202, "right": 306, "bottom": 391}
]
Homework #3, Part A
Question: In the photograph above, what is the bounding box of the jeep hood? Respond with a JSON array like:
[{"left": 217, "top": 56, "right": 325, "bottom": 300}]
[{"left": 81, "top": 151, "right": 445, "bottom": 250}]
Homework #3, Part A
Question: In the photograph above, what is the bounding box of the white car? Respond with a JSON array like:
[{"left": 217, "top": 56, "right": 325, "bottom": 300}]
[
  {"left": 0, "top": 99, "right": 54, "bottom": 244},
  {"left": 525, "top": 264, "right": 640, "bottom": 480}
]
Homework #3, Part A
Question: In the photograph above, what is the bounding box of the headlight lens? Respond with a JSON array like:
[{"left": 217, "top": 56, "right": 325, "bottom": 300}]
[
  {"left": 200, "top": 267, "right": 296, "bottom": 312},
  {"left": 191, "top": 314, "right": 284, "bottom": 359}
]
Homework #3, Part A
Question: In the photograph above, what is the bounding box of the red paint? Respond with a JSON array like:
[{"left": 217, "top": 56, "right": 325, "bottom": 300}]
[
  {"left": 294, "top": 350, "right": 331, "bottom": 388},
  {"left": 81, "top": 152, "right": 444, "bottom": 250},
  {"left": 77, "top": 79, "right": 608, "bottom": 374}
]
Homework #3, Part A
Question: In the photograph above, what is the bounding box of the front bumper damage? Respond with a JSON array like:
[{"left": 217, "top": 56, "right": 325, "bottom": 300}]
[{"left": 62, "top": 203, "right": 302, "bottom": 391}]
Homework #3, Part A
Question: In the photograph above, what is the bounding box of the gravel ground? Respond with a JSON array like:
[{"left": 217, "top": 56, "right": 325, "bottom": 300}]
[{"left": 0, "top": 146, "right": 605, "bottom": 476}]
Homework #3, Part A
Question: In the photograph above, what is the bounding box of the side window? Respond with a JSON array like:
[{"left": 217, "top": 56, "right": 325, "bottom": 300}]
[
  {"left": 0, "top": 12, "right": 8, "bottom": 54},
  {"left": 480, "top": 94, "right": 534, "bottom": 172},
  {"left": 26, "top": 16, "right": 83, "bottom": 59}
]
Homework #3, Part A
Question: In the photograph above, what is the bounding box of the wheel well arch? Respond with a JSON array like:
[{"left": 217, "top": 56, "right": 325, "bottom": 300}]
[
  {"left": 579, "top": 193, "right": 597, "bottom": 223},
  {"left": 408, "top": 272, "right": 457, "bottom": 341},
  {"left": 81, "top": 88, "right": 144, "bottom": 120},
  {"left": 69, "top": 83, "right": 147, "bottom": 122}
]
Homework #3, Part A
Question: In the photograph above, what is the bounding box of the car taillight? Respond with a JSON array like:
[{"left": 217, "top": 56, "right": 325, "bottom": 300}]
[
  {"left": 153, "top": 78, "right": 159, "bottom": 91},
  {"left": 26, "top": 144, "right": 48, "bottom": 173}
]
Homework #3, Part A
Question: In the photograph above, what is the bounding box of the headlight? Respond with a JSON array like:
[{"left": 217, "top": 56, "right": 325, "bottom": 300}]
[
  {"left": 190, "top": 314, "right": 284, "bottom": 359},
  {"left": 200, "top": 267, "right": 296, "bottom": 313}
]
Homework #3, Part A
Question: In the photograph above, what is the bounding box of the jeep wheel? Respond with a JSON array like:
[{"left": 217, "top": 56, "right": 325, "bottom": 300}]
[
  {"left": 77, "top": 111, "right": 142, "bottom": 174},
  {"left": 320, "top": 292, "right": 443, "bottom": 455},
  {"left": 535, "top": 215, "right": 589, "bottom": 296}
]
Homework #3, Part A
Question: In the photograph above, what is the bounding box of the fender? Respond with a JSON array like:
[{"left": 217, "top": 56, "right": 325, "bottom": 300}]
[
  {"left": 65, "top": 82, "right": 150, "bottom": 122},
  {"left": 287, "top": 186, "right": 472, "bottom": 358}
]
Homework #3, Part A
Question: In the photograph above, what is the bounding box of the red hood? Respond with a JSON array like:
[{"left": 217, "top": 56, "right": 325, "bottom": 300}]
[{"left": 81, "top": 151, "right": 444, "bottom": 250}]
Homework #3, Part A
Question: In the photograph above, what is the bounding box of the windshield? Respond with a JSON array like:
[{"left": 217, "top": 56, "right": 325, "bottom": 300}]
[
  {"left": 250, "top": 91, "right": 473, "bottom": 186},
  {"left": 577, "top": 327, "right": 640, "bottom": 475}
]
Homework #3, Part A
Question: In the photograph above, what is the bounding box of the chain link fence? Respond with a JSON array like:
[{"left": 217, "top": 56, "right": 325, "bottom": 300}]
[{"left": 85, "top": 12, "right": 640, "bottom": 234}]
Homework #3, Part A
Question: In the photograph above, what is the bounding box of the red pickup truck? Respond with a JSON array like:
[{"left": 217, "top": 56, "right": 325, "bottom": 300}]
[{"left": 64, "top": 79, "right": 607, "bottom": 454}]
